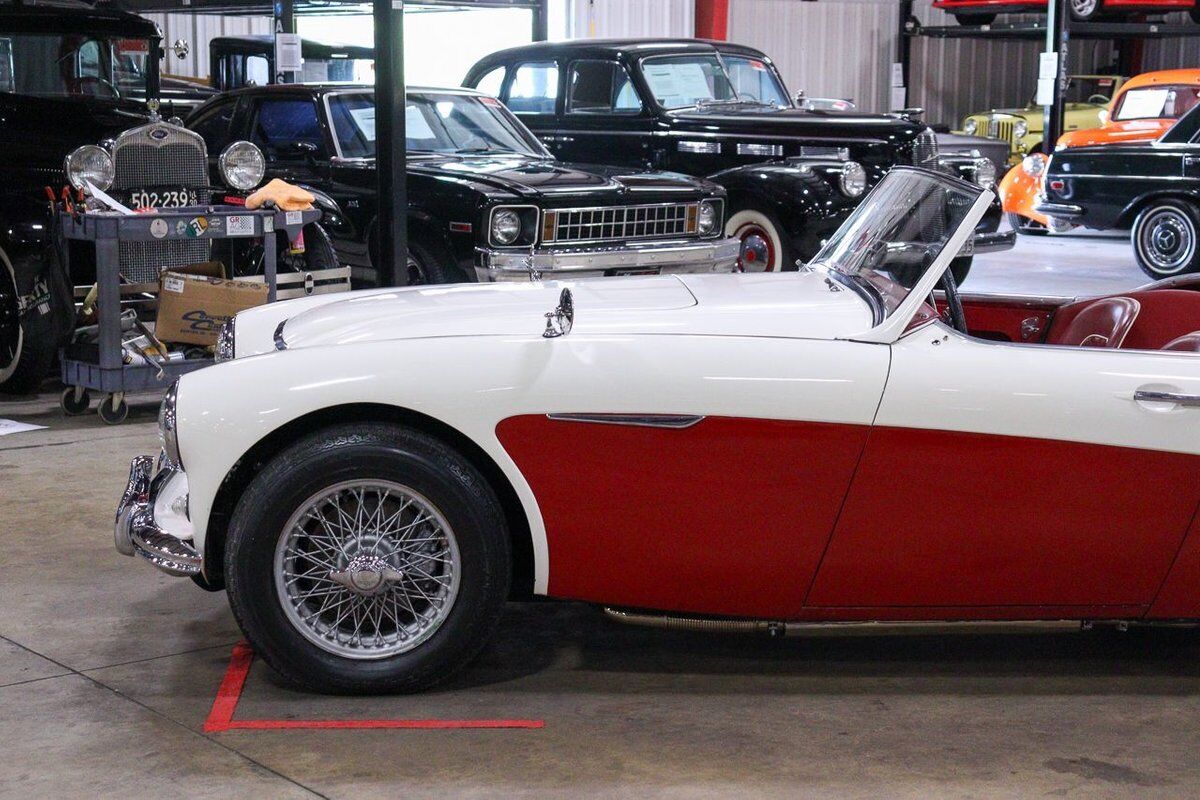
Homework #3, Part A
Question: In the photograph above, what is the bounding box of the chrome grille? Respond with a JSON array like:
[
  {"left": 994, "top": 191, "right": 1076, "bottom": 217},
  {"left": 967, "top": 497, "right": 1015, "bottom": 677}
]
[
  {"left": 912, "top": 129, "right": 939, "bottom": 167},
  {"left": 987, "top": 118, "right": 1017, "bottom": 146},
  {"left": 109, "top": 123, "right": 212, "bottom": 283},
  {"left": 544, "top": 203, "right": 697, "bottom": 244}
]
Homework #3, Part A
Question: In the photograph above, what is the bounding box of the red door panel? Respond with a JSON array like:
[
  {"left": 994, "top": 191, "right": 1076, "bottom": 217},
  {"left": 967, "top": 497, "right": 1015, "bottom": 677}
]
[
  {"left": 1148, "top": 509, "right": 1200, "bottom": 619},
  {"left": 936, "top": 294, "right": 1062, "bottom": 343},
  {"left": 496, "top": 415, "right": 870, "bottom": 618},
  {"left": 806, "top": 426, "right": 1200, "bottom": 610}
]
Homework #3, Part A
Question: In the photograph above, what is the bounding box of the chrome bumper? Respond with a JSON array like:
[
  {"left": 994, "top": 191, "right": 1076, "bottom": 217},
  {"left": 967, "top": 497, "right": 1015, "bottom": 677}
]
[
  {"left": 968, "top": 230, "right": 1016, "bottom": 255},
  {"left": 1034, "top": 201, "right": 1084, "bottom": 220},
  {"left": 476, "top": 237, "right": 742, "bottom": 282},
  {"left": 115, "top": 455, "right": 201, "bottom": 577}
]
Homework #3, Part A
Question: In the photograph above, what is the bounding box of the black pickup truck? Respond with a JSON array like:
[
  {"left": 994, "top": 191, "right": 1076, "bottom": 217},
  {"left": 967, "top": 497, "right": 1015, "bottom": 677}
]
[{"left": 465, "top": 39, "right": 1006, "bottom": 274}]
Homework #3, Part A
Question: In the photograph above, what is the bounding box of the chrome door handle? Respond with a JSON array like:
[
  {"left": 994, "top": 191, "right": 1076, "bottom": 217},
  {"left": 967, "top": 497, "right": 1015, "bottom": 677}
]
[
  {"left": 541, "top": 135, "right": 575, "bottom": 143},
  {"left": 1134, "top": 390, "right": 1200, "bottom": 407}
]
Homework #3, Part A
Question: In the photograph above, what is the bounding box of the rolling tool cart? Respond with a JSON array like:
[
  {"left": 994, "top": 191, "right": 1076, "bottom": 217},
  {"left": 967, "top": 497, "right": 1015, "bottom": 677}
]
[{"left": 57, "top": 205, "right": 321, "bottom": 423}]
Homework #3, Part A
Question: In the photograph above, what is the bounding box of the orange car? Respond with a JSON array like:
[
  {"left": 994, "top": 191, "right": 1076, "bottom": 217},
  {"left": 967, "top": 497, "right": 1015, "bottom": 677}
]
[{"left": 1001, "top": 69, "right": 1200, "bottom": 233}]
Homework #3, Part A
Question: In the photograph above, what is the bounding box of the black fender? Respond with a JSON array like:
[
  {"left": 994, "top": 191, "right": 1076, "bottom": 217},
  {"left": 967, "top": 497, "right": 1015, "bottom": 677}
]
[
  {"left": 0, "top": 197, "right": 73, "bottom": 346},
  {"left": 1117, "top": 189, "right": 1200, "bottom": 230},
  {"left": 708, "top": 160, "right": 862, "bottom": 260}
]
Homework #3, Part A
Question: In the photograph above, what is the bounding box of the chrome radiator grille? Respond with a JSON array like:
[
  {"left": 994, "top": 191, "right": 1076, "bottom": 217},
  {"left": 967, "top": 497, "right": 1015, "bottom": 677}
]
[
  {"left": 911, "top": 129, "right": 939, "bottom": 167},
  {"left": 542, "top": 203, "right": 698, "bottom": 244},
  {"left": 109, "top": 123, "right": 212, "bottom": 283},
  {"left": 987, "top": 118, "right": 1016, "bottom": 146}
]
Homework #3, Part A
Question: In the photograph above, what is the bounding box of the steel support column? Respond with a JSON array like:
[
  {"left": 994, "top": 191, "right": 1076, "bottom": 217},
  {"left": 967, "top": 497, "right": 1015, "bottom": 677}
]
[
  {"left": 374, "top": 0, "right": 407, "bottom": 287},
  {"left": 1044, "top": 0, "right": 1067, "bottom": 151},
  {"left": 273, "top": 0, "right": 296, "bottom": 84}
]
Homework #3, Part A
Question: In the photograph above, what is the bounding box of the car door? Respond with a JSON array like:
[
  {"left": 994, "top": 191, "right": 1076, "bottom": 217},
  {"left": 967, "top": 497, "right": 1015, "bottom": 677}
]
[
  {"left": 806, "top": 325, "right": 1200, "bottom": 616},
  {"left": 246, "top": 95, "right": 330, "bottom": 185},
  {"left": 557, "top": 59, "right": 654, "bottom": 169},
  {"left": 498, "top": 60, "right": 563, "bottom": 152}
]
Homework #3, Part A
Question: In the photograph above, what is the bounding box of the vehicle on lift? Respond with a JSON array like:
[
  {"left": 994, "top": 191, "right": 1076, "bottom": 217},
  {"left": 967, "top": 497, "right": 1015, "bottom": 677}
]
[
  {"left": 209, "top": 35, "right": 373, "bottom": 91},
  {"left": 186, "top": 84, "right": 740, "bottom": 286},
  {"left": 0, "top": 1, "right": 167, "bottom": 393},
  {"left": 1039, "top": 103, "right": 1200, "bottom": 277},
  {"left": 933, "top": 0, "right": 1200, "bottom": 24},
  {"left": 464, "top": 39, "right": 1003, "bottom": 275},
  {"left": 116, "top": 167, "right": 1200, "bottom": 693},
  {"left": 1002, "top": 69, "right": 1200, "bottom": 233},
  {"left": 960, "top": 74, "right": 1128, "bottom": 166}
]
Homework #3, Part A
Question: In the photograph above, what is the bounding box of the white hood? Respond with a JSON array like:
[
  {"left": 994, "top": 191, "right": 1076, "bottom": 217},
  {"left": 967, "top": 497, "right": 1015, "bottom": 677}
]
[{"left": 234, "top": 272, "right": 874, "bottom": 358}]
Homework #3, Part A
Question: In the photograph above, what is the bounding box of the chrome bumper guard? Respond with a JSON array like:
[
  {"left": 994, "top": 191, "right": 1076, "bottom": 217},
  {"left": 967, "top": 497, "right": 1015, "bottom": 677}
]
[
  {"left": 476, "top": 237, "right": 742, "bottom": 282},
  {"left": 115, "top": 455, "right": 201, "bottom": 577},
  {"left": 1034, "top": 201, "right": 1084, "bottom": 220},
  {"left": 968, "top": 230, "right": 1016, "bottom": 255}
]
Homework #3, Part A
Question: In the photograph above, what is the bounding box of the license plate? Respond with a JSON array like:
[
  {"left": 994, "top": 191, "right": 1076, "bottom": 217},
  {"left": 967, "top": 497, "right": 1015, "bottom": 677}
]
[{"left": 127, "top": 188, "right": 197, "bottom": 209}]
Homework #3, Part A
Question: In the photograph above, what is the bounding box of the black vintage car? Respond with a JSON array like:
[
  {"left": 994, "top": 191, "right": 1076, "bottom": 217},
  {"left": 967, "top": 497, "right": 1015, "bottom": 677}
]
[
  {"left": 464, "top": 39, "right": 1002, "bottom": 273},
  {"left": 209, "top": 35, "right": 373, "bottom": 91},
  {"left": 1038, "top": 104, "right": 1200, "bottom": 279},
  {"left": 0, "top": 2, "right": 163, "bottom": 393},
  {"left": 185, "top": 84, "right": 740, "bottom": 286}
]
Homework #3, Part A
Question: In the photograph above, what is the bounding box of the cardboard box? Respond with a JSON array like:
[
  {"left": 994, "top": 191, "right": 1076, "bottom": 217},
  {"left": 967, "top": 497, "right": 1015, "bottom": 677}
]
[{"left": 156, "top": 268, "right": 268, "bottom": 346}]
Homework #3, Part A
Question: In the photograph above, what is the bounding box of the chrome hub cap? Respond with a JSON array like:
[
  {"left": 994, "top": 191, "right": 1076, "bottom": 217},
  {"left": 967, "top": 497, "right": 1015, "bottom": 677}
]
[
  {"left": 274, "top": 480, "right": 460, "bottom": 660},
  {"left": 736, "top": 225, "right": 775, "bottom": 272},
  {"left": 1070, "top": 0, "right": 1098, "bottom": 16},
  {"left": 1140, "top": 209, "right": 1195, "bottom": 275}
]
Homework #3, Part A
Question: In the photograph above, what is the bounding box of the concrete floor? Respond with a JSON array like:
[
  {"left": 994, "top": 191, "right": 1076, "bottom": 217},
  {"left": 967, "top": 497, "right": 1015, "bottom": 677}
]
[{"left": 2, "top": 231, "right": 1198, "bottom": 799}]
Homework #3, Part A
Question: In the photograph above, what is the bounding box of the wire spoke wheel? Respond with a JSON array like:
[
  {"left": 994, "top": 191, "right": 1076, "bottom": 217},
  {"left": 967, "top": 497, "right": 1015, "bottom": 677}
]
[
  {"left": 1070, "top": 0, "right": 1099, "bottom": 19},
  {"left": 273, "top": 479, "right": 461, "bottom": 660}
]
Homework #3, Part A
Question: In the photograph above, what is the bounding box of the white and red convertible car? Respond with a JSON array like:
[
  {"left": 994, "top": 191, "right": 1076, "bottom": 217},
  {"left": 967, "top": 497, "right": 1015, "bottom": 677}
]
[{"left": 116, "top": 168, "right": 1200, "bottom": 694}]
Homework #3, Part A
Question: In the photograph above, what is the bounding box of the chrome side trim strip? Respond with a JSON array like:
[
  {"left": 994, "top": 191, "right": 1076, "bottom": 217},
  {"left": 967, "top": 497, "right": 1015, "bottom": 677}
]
[{"left": 547, "top": 413, "right": 705, "bottom": 429}]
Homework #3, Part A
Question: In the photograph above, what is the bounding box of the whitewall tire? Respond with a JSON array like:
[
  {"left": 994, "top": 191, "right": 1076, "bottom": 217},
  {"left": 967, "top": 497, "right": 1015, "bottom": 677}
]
[{"left": 726, "top": 209, "right": 787, "bottom": 272}]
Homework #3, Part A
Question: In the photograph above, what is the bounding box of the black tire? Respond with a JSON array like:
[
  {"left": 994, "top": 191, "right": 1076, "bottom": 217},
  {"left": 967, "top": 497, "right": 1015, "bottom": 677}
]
[
  {"left": 1191, "top": 8, "right": 1200, "bottom": 24},
  {"left": 954, "top": 12, "right": 996, "bottom": 25},
  {"left": 949, "top": 256, "right": 972, "bottom": 288},
  {"left": 60, "top": 386, "right": 90, "bottom": 415},
  {"left": 405, "top": 239, "right": 448, "bottom": 286},
  {"left": 224, "top": 423, "right": 510, "bottom": 694},
  {"left": 725, "top": 207, "right": 796, "bottom": 272},
  {"left": 280, "top": 223, "right": 338, "bottom": 280},
  {"left": 1131, "top": 199, "right": 1200, "bottom": 280},
  {"left": 1007, "top": 212, "right": 1049, "bottom": 236},
  {"left": 97, "top": 394, "right": 128, "bottom": 425},
  {"left": 0, "top": 247, "right": 58, "bottom": 396}
]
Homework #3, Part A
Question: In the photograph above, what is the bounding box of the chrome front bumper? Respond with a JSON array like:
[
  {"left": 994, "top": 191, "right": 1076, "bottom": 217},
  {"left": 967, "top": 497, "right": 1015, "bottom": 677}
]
[
  {"left": 114, "top": 455, "right": 201, "bottom": 577},
  {"left": 476, "top": 237, "right": 742, "bottom": 282}
]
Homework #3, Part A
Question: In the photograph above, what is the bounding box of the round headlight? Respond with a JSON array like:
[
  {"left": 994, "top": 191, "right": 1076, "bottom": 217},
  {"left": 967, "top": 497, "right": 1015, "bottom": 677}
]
[
  {"left": 963, "top": 118, "right": 977, "bottom": 136},
  {"left": 839, "top": 161, "right": 867, "bottom": 198},
  {"left": 219, "top": 141, "right": 265, "bottom": 191},
  {"left": 491, "top": 209, "right": 521, "bottom": 246},
  {"left": 697, "top": 201, "right": 718, "bottom": 235},
  {"left": 64, "top": 145, "right": 114, "bottom": 192},
  {"left": 973, "top": 157, "right": 997, "bottom": 187},
  {"left": 1021, "top": 154, "right": 1046, "bottom": 177},
  {"left": 158, "top": 379, "right": 182, "bottom": 468},
  {"left": 1014, "top": 119, "right": 1029, "bottom": 139}
]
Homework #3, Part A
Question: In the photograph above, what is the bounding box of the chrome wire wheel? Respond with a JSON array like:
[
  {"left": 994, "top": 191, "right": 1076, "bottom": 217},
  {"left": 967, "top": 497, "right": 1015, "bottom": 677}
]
[
  {"left": 273, "top": 479, "right": 461, "bottom": 660},
  {"left": 1137, "top": 207, "right": 1196, "bottom": 276}
]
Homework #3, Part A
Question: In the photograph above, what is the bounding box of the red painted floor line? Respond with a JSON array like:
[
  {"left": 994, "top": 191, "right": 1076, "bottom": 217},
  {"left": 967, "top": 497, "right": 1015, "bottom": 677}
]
[{"left": 202, "top": 641, "right": 544, "bottom": 732}]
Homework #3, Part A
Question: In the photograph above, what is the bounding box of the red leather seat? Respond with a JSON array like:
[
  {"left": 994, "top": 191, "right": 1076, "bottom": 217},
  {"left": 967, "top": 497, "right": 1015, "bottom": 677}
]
[
  {"left": 1162, "top": 332, "right": 1200, "bottom": 352},
  {"left": 1045, "top": 296, "right": 1140, "bottom": 348}
]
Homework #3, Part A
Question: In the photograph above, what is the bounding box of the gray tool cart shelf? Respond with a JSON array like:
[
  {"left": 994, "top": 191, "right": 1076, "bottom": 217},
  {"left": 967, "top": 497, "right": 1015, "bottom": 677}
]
[{"left": 58, "top": 205, "right": 322, "bottom": 423}]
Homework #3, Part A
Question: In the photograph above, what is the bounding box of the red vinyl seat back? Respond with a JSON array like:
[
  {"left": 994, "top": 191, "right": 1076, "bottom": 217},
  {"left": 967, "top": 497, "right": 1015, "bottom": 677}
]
[
  {"left": 1047, "top": 289, "right": 1200, "bottom": 350},
  {"left": 1045, "top": 296, "right": 1140, "bottom": 348},
  {"left": 1162, "top": 331, "right": 1200, "bottom": 352}
]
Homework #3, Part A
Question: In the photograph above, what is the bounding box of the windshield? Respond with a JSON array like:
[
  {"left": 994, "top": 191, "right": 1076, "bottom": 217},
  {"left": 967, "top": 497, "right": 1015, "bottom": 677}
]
[
  {"left": 641, "top": 53, "right": 789, "bottom": 109},
  {"left": 327, "top": 91, "right": 545, "bottom": 159},
  {"left": 1060, "top": 76, "right": 1120, "bottom": 105},
  {"left": 0, "top": 33, "right": 151, "bottom": 100},
  {"left": 811, "top": 169, "right": 982, "bottom": 320},
  {"left": 1113, "top": 84, "right": 1200, "bottom": 121}
]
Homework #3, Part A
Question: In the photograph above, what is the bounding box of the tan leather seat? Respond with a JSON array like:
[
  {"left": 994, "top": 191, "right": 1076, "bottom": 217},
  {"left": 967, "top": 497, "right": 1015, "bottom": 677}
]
[
  {"left": 1047, "top": 296, "right": 1141, "bottom": 348},
  {"left": 1162, "top": 331, "right": 1200, "bottom": 352}
]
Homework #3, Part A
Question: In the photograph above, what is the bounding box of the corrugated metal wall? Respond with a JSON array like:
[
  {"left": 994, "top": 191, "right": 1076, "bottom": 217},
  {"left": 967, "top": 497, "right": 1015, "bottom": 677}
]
[
  {"left": 725, "top": 0, "right": 1200, "bottom": 129},
  {"left": 142, "top": 13, "right": 272, "bottom": 81},
  {"left": 564, "top": 0, "right": 694, "bottom": 39}
]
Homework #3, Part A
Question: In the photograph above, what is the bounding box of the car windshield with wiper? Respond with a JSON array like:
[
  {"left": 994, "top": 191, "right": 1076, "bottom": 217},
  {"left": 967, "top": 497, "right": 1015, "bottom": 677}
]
[
  {"left": 0, "top": 32, "right": 152, "bottom": 100},
  {"left": 810, "top": 168, "right": 982, "bottom": 320},
  {"left": 327, "top": 90, "right": 546, "bottom": 159},
  {"left": 642, "top": 53, "right": 790, "bottom": 110}
]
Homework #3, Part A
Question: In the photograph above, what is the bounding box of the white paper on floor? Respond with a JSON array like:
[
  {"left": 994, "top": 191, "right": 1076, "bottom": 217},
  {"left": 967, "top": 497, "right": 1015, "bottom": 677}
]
[{"left": 0, "top": 419, "right": 47, "bottom": 436}]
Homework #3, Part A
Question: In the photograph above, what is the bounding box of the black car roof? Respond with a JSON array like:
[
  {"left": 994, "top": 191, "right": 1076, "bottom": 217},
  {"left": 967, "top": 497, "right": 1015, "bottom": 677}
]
[
  {"left": 210, "top": 35, "right": 373, "bottom": 59},
  {"left": 475, "top": 38, "right": 769, "bottom": 65},
  {"left": 0, "top": 1, "right": 159, "bottom": 36},
  {"left": 217, "top": 83, "right": 486, "bottom": 98}
]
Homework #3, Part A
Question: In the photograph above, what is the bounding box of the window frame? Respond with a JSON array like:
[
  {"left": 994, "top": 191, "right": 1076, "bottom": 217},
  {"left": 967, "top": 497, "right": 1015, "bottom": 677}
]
[
  {"left": 502, "top": 59, "right": 563, "bottom": 116},
  {"left": 248, "top": 95, "right": 329, "bottom": 161},
  {"left": 565, "top": 58, "right": 645, "bottom": 116}
]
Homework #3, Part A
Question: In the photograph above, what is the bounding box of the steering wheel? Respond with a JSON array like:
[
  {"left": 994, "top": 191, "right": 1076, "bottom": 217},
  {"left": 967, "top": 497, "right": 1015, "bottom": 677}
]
[
  {"left": 1088, "top": 94, "right": 1110, "bottom": 104},
  {"left": 939, "top": 270, "right": 968, "bottom": 334},
  {"left": 68, "top": 75, "right": 118, "bottom": 98}
]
